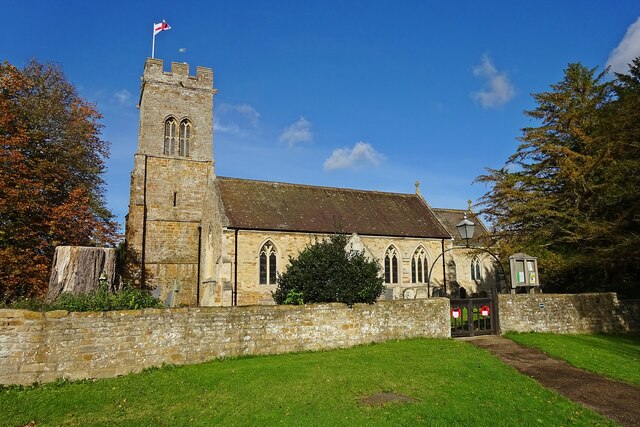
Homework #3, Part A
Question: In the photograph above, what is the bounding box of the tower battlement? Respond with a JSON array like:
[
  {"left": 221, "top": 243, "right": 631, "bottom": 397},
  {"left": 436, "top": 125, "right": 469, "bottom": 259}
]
[{"left": 143, "top": 58, "right": 213, "bottom": 90}]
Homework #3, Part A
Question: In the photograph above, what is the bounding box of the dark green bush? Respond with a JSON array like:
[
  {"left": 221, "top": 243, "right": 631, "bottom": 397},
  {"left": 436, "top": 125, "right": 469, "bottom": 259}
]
[{"left": 273, "top": 234, "right": 384, "bottom": 306}]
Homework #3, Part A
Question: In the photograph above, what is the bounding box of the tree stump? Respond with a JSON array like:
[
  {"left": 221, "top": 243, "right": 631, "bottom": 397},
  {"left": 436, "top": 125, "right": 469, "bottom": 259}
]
[{"left": 47, "top": 246, "right": 117, "bottom": 300}]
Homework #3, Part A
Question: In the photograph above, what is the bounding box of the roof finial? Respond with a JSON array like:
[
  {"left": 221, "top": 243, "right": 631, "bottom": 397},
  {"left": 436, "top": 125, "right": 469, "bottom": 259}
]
[
  {"left": 415, "top": 180, "right": 421, "bottom": 196},
  {"left": 467, "top": 199, "right": 473, "bottom": 212}
]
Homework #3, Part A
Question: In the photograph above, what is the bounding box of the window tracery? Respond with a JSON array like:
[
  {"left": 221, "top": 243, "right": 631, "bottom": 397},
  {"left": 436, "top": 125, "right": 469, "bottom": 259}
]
[
  {"left": 179, "top": 119, "right": 191, "bottom": 157},
  {"left": 471, "top": 257, "right": 482, "bottom": 281},
  {"left": 384, "top": 246, "right": 399, "bottom": 284},
  {"left": 411, "top": 246, "right": 428, "bottom": 283},
  {"left": 259, "top": 241, "right": 277, "bottom": 285},
  {"left": 163, "top": 117, "right": 177, "bottom": 155}
]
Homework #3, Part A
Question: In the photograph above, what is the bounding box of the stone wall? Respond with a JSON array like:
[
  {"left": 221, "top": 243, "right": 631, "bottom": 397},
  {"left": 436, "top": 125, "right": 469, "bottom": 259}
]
[
  {"left": 443, "top": 250, "right": 498, "bottom": 297},
  {"left": 0, "top": 298, "right": 449, "bottom": 386},
  {"left": 499, "top": 293, "right": 640, "bottom": 334},
  {"left": 202, "top": 229, "right": 450, "bottom": 307}
]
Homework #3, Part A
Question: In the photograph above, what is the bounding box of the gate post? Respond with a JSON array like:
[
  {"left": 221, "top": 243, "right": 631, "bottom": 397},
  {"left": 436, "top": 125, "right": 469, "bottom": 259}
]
[{"left": 491, "top": 288, "right": 501, "bottom": 335}]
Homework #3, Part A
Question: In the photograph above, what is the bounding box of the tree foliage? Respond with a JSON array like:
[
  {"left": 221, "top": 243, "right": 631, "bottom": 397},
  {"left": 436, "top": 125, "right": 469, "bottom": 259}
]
[
  {"left": 273, "top": 234, "right": 385, "bottom": 306},
  {"left": 477, "top": 59, "right": 640, "bottom": 297},
  {"left": 0, "top": 60, "right": 117, "bottom": 302}
]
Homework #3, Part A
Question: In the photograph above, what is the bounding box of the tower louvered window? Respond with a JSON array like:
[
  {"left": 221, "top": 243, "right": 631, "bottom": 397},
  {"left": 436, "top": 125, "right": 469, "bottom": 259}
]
[
  {"left": 163, "top": 118, "right": 177, "bottom": 155},
  {"left": 259, "top": 241, "right": 277, "bottom": 285},
  {"left": 179, "top": 119, "right": 191, "bottom": 157},
  {"left": 384, "top": 246, "right": 399, "bottom": 284}
]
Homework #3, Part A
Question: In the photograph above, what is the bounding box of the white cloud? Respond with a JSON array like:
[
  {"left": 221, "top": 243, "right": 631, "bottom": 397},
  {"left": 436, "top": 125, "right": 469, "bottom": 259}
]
[
  {"left": 212, "top": 123, "right": 244, "bottom": 134},
  {"left": 323, "top": 141, "right": 385, "bottom": 171},
  {"left": 214, "top": 103, "right": 260, "bottom": 135},
  {"left": 606, "top": 17, "right": 640, "bottom": 74},
  {"left": 279, "top": 116, "right": 313, "bottom": 147},
  {"left": 471, "top": 54, "right": 516, "bottom": 109},
  {"left": 113, "top": 89, "right": 132, "bottom": 106},
  {"left": 217, "top": 103, "right": 260, "bottom": 126}
]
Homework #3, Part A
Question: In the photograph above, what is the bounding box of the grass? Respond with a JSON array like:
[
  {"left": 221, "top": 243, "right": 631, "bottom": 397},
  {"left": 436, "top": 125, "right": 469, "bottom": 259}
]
[
  {"left": 505, "top": 332, "right": 640, "bottom": 386},
  {"left": 0, "top": 338, "right": 615, "bottom": 427}
]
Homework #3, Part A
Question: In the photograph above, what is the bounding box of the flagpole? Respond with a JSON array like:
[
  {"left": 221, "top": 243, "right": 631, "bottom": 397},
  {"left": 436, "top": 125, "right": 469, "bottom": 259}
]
[{"left": 152, "top": 31, "right": 156, "bottom": 59}]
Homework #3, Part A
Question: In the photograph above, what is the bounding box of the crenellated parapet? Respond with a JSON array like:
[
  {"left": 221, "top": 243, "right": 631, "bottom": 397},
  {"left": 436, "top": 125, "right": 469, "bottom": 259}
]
[{"left": 142, "top": 58, "right": 214, "bottom": 91}]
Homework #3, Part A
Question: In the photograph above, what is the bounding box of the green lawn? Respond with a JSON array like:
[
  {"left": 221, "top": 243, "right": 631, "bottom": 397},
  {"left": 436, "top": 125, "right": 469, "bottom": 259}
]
[
  {"left": 505, "top": 332, "right": 640, "bottom": 386},
  {"left": 1, "top": 338, "right": 615, "bottom": 427}
]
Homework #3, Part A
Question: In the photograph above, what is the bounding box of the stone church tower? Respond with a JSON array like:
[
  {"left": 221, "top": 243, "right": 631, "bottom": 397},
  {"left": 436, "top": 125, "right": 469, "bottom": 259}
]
[{"left": 125, "top": 58, "right": 217, "bottom": 305}]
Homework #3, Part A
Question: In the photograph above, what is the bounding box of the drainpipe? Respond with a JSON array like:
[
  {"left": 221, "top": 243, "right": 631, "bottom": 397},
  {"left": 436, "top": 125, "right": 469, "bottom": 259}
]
[
  {"left": 141, "top": 155, "right": 148, "bottom": 287},
  {"left": 233, "top": 229, "right": 238, "bottom": 306},
  {"left": 196, "top": 226, "right": 202, "bottom": 306},
  {"left": 441, "top": 239, "right": 447, "bottom": 295}
]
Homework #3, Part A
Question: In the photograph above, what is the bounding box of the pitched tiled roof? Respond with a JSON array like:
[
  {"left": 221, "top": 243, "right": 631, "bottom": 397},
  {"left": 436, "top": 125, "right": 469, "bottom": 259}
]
[
  {"left": 216, "top": 177, "right": 451, "bottom": 239},
  {"left": 431, "top": 208, "right": 490, "bottom": 246}
]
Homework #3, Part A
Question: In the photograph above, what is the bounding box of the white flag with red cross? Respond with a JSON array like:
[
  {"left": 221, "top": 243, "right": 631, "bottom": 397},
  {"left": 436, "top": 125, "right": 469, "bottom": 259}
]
[
  {"left": 153, "top": 20, "right": 171, "bottom": 36},
  {"left": 152, "top": 20, "right": 171, "bottom": 58}
]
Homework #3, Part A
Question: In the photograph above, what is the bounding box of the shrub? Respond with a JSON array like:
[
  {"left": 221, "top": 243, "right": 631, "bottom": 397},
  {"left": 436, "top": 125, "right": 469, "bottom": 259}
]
[
  {"left": 283, "top": 290, "right": 304, "bottom": 305},
  {"left": 1, "top": 283, "right": 162, "bottom": 312},
  {"left": 273, "top": 234, "right": 384, "bottom": 306}
]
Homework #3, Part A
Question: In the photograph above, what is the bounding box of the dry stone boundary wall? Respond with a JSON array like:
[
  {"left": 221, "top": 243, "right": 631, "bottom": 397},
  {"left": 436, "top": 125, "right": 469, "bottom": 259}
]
[
  {"left": 499, "top": 293, "right": 640, "bottom": 334},
  {"left": 2, "top": 293, "right": 638, "bottom": 386},
  {"left": 0, "top": 299, "right": 449, "bottom": 386}
]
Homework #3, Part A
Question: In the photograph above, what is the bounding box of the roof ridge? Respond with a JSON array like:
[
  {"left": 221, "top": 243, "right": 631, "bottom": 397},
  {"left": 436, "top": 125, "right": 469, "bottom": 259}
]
[
  {"left": 432, "top": 207, "right": 470, "bottom": 213},
  {"left": 216, "top": 175, "right": 419, "bottom": 197}
]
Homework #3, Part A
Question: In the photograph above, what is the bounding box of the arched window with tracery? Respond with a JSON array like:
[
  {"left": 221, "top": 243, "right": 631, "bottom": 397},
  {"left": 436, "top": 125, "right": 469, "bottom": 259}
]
[
  {"left": 471, "top": 257, "right": 482, "bottom": 281},
  {"left": 179, "top": 119, "right": 191, "bottom": 157},
  {"left": 411, "top": 246, "right": 428, "bottom": 283},
  {"left": 164, "top": 117, "right": 177, "bottom": 155},
  {"left": 259, "top": 241, "right": 277, "bottom": 285},
  {"left": 384, "top": 246, "right": 399, "bottom": 284}
]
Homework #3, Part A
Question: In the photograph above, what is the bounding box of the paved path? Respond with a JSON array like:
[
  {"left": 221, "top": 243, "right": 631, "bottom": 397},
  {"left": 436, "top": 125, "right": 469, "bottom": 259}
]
[{"left": 465, "top": 335, "right": 640, "bottom": 427}]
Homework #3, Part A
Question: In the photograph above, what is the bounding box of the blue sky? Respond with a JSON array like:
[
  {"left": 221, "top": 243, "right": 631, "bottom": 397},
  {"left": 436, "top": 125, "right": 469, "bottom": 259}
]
[{"left": 2, "top": 1, "right": 640, "bottom": 231}]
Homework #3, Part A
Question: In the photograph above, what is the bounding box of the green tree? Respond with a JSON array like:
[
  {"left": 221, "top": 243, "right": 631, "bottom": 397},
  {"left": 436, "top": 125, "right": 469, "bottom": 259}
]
[
  {"left": 597, "top": 58, "right": 640, "bottom": 293},
  {"left": 273, "top": 234, "right": 385, "bottom": 306},
  {"left": 476, "top": 60, "right": 640, "bottom": 297},
  {"left": 0, "top": 60, "right": 117, "bottom": 302}
]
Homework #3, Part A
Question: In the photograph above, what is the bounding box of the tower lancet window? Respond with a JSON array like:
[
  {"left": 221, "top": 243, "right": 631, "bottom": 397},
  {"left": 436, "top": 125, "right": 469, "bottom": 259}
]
[
  {"left": 163, "top": 118, "right": 192, "bottom": 157},
  {"left": 164, "top": 118, "right": 177, "bottom": 155},
  {"left": 179, "top": 119, "right": 191, "bottom": 157}
]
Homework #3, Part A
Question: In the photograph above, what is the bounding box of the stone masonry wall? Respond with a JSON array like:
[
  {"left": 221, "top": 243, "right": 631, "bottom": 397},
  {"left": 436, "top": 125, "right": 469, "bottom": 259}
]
[
  {"left": 143, "top": 157, "right": 212, "bottom": 306},
  {"left": 0, "top": 298, "right": 449, "bottom": 386},
  {"left": 207, "top": 229, "right": 448, "bottom": 307},
  {"left": 499, "top": 293, "right": 640, "bottom": 334},
  {"left": 444, "top": 250, "right": 497, "bottom": 297}
]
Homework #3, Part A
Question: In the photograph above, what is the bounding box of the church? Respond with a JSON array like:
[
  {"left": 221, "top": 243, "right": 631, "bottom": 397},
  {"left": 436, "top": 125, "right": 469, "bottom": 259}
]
[{"left": 125, "top": 58, "right": 497, "bottom": 307}]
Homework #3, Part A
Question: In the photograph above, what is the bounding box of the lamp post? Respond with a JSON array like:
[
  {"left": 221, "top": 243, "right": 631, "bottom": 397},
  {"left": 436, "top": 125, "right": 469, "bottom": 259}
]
[
  {"left": 427, "top": 214, "right": 508, "bottom": 297},
  {"left": 456, "top": 214, "right": 475, "bottom": 248}
]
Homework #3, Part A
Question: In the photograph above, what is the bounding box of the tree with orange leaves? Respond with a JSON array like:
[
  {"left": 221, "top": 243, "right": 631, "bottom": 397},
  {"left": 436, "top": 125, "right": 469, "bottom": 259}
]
[{"left": 0, "top": 60, "right": 117, "bottom": 302}]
